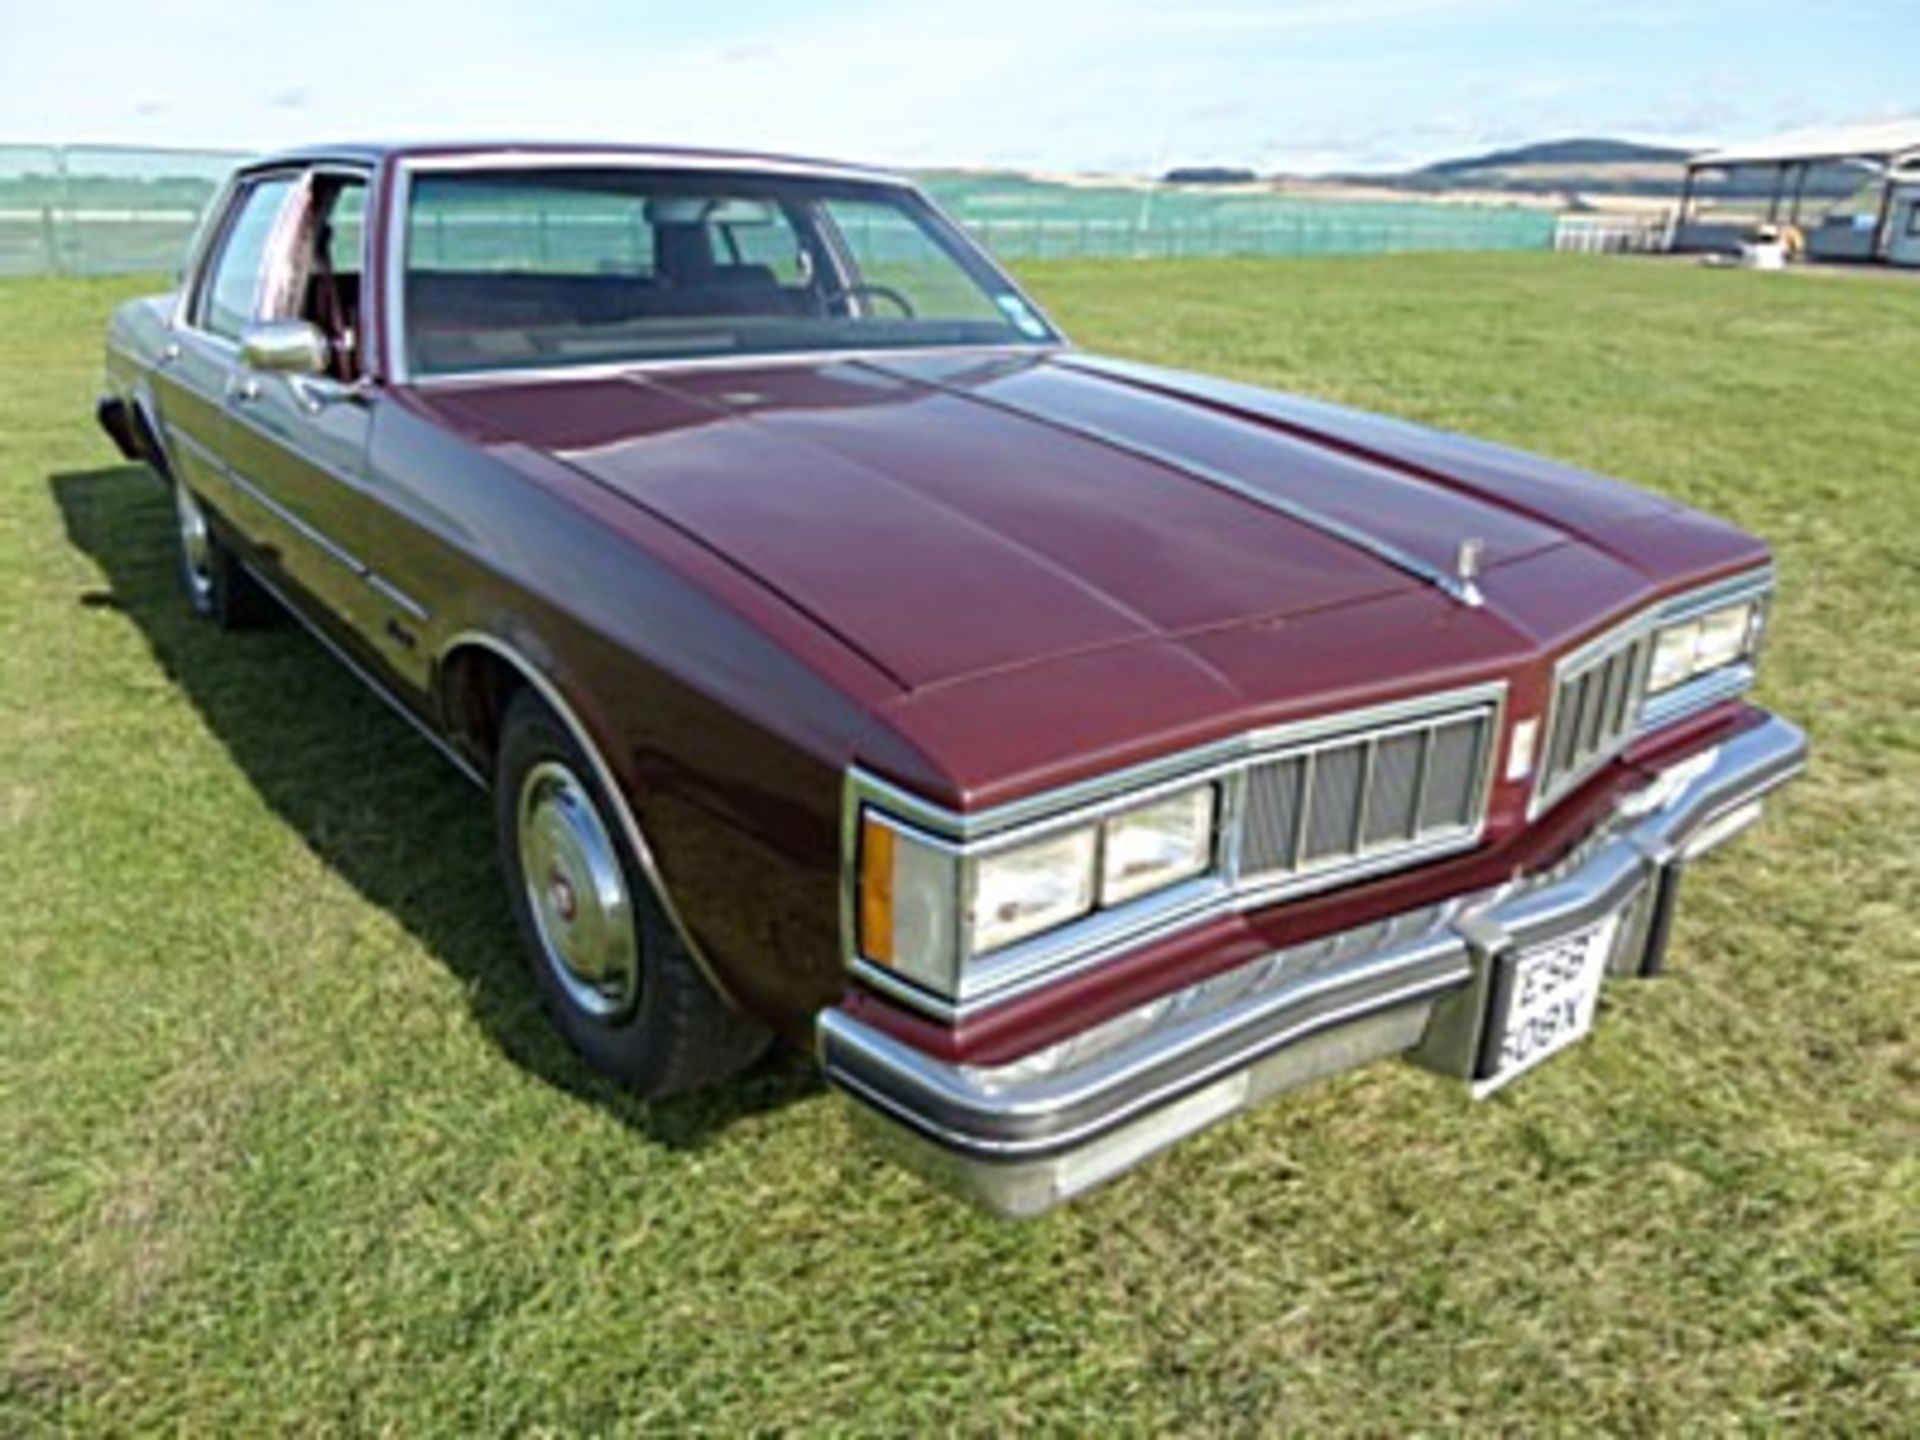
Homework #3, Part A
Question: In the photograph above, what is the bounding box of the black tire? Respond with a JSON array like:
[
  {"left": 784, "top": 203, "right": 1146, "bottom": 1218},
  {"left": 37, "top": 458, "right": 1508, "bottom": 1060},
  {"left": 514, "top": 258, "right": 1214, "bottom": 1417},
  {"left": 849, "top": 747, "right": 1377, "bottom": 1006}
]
[
  {"left": 494, "top": 687, "right": 771, "bottom": 1097},
  {"left": 170, "top": 474, "right": 276, "bottom": 629}
]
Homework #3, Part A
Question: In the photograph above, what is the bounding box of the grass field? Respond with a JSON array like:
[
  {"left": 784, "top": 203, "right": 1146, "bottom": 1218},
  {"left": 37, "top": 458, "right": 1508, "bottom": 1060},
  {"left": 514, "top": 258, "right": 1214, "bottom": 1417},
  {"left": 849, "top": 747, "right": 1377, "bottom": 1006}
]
[{"left": 3, "top": 256, "right": 1916, "bottom": 1432}]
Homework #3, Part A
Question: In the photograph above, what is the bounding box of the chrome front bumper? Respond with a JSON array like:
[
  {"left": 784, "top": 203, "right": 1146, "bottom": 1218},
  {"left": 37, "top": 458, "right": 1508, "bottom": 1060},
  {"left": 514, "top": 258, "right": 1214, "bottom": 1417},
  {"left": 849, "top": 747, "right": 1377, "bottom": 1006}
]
[{"left": 819, "top": 714, "right": 1807, "bottom": 1218}]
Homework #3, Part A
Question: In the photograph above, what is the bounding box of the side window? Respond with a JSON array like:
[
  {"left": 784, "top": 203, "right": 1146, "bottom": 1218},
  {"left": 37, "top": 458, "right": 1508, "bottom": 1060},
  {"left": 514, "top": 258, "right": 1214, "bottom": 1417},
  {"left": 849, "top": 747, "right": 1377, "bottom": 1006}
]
[
  {"left": 326, "top": 182, "right": 366, "bottom": 275},
  {"left": 195, "top": 177, "right": 296, "bottom": 340},
  {"left": 290, "top": 175, "right": 370, "bottom": 379},
  {"left": 818, "top": 197, "right": 1006, "bottom": 320},
  {"left": 720, "top": 211, "right": 808, "bottom": 284}
]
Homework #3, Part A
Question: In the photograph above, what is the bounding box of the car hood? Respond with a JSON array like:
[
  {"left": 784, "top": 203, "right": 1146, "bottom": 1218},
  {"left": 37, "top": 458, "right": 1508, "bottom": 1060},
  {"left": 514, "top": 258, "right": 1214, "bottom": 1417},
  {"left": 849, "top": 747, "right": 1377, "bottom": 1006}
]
[{"left": 419, "top": 349, "right": 1766, "bottom": 802}]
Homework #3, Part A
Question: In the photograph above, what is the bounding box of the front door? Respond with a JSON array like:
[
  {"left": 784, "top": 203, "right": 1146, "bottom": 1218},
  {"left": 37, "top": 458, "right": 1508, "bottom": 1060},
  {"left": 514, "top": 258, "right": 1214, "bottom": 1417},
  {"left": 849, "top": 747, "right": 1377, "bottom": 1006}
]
[
  {"left": 151, "top": 173, "right": 301, "bottom": 529},
  {"left": 215, "top": 169, "right": 385, "bottom": 661}
]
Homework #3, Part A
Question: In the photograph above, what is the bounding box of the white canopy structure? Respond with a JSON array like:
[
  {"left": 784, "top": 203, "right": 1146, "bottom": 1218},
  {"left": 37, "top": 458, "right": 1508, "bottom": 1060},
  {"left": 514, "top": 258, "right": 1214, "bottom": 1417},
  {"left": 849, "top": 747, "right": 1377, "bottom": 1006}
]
[
  {"left": 1676, "top": 116, "right": 1920, "bottom": 264},
  {"left": 1690, "top": 118, "right": 1920, "bottom": 170}
]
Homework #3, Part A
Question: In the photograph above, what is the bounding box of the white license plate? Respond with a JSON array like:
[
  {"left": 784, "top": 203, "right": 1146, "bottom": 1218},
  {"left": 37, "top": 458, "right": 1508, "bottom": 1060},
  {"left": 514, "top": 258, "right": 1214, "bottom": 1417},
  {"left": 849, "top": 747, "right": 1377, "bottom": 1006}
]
[{"left": 1473, "top": 913, "right": 1620, "bottom": 1098}]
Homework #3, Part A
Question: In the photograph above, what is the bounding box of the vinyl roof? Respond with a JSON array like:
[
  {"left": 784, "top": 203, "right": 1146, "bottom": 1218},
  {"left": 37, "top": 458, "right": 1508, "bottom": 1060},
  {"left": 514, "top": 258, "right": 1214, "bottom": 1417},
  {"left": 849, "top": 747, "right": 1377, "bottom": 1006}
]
[{"left": 1690, "top": 117, "right": 1920, "bottom": 169}]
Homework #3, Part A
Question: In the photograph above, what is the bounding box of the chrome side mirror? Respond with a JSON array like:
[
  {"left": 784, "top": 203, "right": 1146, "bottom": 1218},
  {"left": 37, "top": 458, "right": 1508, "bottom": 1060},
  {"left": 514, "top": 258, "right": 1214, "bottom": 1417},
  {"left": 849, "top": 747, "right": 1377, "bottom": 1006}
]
[{"left": 239, "top": 320, "right": 330, "bottom": 377}]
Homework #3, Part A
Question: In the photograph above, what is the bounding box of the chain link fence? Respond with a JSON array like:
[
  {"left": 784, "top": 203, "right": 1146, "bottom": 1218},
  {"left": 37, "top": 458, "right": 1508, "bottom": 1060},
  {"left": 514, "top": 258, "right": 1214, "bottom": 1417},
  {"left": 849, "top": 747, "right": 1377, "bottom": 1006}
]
[
  {"left": 2, "top": 144, "right": 1565, "bottom": 278},
  {"left": 921, "top": 172, "right": 1558, "bottom": 259},
  {"left": 0, "top": 145, "right": 248, "bottom": 276}
]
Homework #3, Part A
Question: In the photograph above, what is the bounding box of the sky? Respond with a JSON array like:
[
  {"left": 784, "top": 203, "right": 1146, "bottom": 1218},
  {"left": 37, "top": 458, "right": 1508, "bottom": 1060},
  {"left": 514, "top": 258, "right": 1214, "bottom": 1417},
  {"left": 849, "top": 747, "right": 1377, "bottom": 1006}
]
[{"left": 0, "top": 0, "right": 1913, "bottom": 174}]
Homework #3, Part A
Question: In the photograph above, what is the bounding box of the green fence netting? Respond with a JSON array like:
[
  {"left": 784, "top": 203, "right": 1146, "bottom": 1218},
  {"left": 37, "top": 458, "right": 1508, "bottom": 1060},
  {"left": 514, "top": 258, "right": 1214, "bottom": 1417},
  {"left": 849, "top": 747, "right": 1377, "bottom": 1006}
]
[
  {"left": 919, "top": 171, "right": 1557, "bottom": 259},
  {"left": 0, "top": 145, "right": 248, "bottom": 276},
  {"left": 0, "top": 145, "right": 1558, "bottom": 278}
]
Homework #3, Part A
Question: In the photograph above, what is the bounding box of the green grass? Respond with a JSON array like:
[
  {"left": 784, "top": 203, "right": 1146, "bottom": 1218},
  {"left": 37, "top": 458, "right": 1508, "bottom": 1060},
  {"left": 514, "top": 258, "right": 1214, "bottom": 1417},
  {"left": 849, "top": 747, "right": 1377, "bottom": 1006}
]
[{"left": 3, "top": 255, "right": 1916, "bottom": 1432}]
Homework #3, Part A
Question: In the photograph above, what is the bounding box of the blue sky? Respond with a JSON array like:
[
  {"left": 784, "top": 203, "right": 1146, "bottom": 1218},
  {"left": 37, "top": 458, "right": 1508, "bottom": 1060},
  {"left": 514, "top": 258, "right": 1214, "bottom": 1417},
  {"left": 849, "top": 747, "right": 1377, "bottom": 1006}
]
[{"left": 1, "top": 0, "right": 1912, "bottom": 172}]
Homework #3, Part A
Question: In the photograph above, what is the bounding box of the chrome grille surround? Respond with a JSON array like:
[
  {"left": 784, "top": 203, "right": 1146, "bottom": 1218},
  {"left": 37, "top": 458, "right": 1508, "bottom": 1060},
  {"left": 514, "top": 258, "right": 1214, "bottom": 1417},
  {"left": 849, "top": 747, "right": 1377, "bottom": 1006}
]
[
  {"left": 1534, "top": 616, "right": 1653, "bottom": 815},
  {"left": 1236, "top": 707, "right": 1496, "bottom": 882},
  {"left": 1532, "top": 567, "right": 1774, "bottom": 818},
  {"left": 845, "top": 681, "right": 1504, "bottom": 1021}
]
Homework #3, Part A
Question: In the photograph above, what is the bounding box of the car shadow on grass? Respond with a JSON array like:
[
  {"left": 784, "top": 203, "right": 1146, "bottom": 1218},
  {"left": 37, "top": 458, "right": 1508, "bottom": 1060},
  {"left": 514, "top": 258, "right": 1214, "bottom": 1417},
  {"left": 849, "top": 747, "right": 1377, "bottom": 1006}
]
[{"left": 52, "top": 464, "right": 820, "bottom": 1150}]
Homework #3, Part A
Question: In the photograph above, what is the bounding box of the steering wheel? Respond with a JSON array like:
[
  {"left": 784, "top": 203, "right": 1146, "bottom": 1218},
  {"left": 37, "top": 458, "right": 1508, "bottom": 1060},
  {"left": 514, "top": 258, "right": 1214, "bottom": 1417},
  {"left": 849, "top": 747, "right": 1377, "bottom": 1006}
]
[{"left": 819, "top": 282, "right": 917, "bottom": 319}]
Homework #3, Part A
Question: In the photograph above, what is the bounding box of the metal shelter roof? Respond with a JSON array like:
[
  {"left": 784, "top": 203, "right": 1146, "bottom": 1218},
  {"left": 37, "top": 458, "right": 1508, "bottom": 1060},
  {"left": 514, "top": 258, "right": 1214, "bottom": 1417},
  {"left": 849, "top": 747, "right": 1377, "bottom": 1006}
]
[{"left": 1690, "top": 118, "right": 1920, "bottom": 169}]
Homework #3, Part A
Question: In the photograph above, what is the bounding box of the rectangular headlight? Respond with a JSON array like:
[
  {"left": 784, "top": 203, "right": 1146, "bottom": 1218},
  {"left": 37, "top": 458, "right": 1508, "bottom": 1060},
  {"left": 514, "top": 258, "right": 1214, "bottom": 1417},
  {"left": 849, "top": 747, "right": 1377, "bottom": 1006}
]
[
  {"left": 967, "top": 827, "right": 1097, "bottom": 955},
  {"left": 1648, "top": 620, "right": 1700, "bottom": 693},
  {"left": 1693, "top": 605, "right": 1752, "bottom": 670},
  {"left": 1099, "top": 786, "right": 1216, "bottom": 906}
]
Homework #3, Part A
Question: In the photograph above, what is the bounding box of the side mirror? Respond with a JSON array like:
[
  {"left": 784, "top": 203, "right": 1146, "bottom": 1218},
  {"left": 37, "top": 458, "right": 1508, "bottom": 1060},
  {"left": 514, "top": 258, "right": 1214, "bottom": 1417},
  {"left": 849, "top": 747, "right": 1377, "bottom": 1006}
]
[{"left": 239, "top": 320, "right": 330, "bottom": 377}]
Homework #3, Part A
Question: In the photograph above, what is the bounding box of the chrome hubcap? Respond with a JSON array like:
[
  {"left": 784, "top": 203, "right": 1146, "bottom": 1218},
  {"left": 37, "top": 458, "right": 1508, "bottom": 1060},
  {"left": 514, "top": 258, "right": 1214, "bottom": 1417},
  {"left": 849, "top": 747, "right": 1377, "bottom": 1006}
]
[
  {"left": 517, "top": 760, "right": 639, "bottom": 1019},
  {"left": 173, "top": 480, "right": 214, "bottom": 607}
]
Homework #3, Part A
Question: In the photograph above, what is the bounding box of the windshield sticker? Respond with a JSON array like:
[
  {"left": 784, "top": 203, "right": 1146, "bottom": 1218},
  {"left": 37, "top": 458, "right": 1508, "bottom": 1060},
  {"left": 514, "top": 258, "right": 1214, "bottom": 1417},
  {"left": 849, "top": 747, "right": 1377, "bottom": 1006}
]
[{"left": 996, "top": 294, "right": 1049, "bottom": 338}]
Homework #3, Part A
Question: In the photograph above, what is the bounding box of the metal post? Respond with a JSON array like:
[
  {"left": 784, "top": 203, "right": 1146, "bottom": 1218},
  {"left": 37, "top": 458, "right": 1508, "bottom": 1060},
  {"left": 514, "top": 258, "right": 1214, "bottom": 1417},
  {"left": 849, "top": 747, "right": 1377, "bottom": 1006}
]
[
  {"left": 1677, "top": 166, "right": 1697, "bottom": 231},
  {"left": 1767, "top": 163, "right": 1785, "bottom": 223},
  {"left": 1788, "top": 162, "right": 1809, "bottom": 226},
  {"left": 51, "top": 145, "right": 71, "bottom": 276},
  {"left": 1872, "top": 173, "right": 1896, "bottom": 261}
]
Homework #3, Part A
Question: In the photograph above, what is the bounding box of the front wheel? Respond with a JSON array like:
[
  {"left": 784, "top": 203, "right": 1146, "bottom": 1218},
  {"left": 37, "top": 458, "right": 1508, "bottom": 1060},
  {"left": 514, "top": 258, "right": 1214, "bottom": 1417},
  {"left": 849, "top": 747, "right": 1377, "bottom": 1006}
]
[
  {"left": 171, "top": 476, "right": 275, "bottom": 628},
  {"left": 494, "top": 688, "right": 771, "bottom": 1097}
]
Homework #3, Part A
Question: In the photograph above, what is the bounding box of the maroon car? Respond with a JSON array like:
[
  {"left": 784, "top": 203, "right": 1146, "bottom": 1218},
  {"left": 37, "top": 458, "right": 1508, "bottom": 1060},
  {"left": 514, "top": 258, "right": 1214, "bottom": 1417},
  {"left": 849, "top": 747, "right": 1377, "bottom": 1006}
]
[{"left": 98, "top": 143, "right": 1804, "bottom": 1216}]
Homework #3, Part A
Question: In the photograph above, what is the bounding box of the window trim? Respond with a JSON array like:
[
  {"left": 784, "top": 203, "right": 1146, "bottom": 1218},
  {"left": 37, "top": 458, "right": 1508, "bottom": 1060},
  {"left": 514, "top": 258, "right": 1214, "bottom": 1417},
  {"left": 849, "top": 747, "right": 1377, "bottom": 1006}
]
[
  {"left": 280, "top": 166, "right": 374, "bottom": 379},
  {"left": 178, "top": 162, "right": 375, "bottom": 347}
]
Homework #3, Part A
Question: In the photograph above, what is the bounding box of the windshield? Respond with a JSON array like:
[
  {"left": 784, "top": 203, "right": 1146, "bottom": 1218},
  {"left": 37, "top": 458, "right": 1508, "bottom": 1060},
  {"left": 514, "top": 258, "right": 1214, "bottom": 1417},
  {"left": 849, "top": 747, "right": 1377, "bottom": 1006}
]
[{"left": 400, "top": 167, "right": 1058, "bottom": 376}]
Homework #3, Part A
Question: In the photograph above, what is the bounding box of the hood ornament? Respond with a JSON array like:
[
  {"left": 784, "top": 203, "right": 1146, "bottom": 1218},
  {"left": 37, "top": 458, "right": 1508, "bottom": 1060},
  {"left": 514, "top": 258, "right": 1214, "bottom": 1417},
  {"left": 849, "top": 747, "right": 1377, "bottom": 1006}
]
[{"left": 1453, "top": 537, "right": 1485, "bottom": 608}]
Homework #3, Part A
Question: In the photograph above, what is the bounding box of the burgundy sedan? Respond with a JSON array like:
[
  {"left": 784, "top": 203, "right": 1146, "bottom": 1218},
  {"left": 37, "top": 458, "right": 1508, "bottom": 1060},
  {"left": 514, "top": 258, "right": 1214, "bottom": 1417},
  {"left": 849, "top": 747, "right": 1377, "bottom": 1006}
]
[{"left": 98, "top": 143, "right": 1804, "bottom": 1216}]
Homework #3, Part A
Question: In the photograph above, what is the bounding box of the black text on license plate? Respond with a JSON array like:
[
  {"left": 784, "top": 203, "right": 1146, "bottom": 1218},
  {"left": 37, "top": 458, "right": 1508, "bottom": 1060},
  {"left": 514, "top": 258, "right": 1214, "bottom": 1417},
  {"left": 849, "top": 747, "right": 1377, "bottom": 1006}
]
[{"left": 1473, "top": 914, "right": 1619, "bottom": 1098}]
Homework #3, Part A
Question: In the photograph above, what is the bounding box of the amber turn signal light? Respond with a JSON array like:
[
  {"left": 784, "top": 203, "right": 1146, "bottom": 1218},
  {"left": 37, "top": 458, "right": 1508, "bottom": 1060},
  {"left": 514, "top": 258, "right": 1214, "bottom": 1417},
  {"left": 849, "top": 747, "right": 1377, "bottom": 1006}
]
[{"left": 858, "top": 814, "right": 896, "bottom": 965}]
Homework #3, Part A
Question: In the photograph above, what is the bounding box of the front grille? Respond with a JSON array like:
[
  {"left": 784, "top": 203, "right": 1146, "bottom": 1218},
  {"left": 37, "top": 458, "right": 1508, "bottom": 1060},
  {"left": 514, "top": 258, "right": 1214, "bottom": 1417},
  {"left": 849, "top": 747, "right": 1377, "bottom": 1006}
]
[
  {"left": 1237, "top": 705, "right": 1495, "bottom": 884},
  {"left": 1537, "top": 627, "right": 1651, "bottom": 811}
]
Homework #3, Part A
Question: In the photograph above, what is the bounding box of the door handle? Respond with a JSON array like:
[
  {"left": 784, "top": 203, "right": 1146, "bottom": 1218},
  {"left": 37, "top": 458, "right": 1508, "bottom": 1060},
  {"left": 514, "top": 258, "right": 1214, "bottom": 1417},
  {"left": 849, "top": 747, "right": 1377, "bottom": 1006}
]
[{"left": 227, "top": 376, "right": 261, "bottom": 405}]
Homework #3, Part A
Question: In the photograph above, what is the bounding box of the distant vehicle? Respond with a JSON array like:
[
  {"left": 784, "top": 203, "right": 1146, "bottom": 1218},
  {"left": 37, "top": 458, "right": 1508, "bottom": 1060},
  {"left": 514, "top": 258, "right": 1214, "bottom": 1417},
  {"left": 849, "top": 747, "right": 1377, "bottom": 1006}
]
[{"left": 97, "top": 143, "right": 1805, "bottom": 1217}]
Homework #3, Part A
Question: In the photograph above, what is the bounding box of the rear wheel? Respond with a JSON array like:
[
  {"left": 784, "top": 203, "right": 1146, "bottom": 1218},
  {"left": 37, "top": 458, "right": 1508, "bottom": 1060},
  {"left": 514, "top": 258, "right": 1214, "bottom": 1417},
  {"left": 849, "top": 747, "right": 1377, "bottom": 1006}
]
[
  {"left": 494, "top": 688, "right": 771, "bottom": 1097},
  {"left": 171, "top": 477, "right": 275, "bottom": 628}
]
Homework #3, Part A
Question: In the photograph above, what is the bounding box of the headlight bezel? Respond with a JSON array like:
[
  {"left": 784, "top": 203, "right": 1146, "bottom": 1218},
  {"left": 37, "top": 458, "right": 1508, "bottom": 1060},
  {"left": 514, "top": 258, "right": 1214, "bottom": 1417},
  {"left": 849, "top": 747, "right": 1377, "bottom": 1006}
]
[
  {"left": 1531, "top": 566, "right": 1773, "bottom": 819},
  {"left": 1638, "top": 575, "right": 1772, "bottom": 727},
  {"left": 1646, "top": 600, "right": 1764, "bottom": 698},
  {"left": 853, "top": 774, "right": 1226, "bottom": 1006},
  {"left": 846, "top": 682, "right": 1507, "bottom": 1017}
]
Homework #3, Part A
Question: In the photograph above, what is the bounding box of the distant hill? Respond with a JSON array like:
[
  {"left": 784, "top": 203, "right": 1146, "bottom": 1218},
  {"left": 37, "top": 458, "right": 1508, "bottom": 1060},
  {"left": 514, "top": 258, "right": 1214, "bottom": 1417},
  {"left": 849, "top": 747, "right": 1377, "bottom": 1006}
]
[
  {"left": 1331, "top": 136, "right": 1693, "bottom": 197},
  {"left": 1321, "top": 136, "right": 1862, "bottom": 201},
  {"left": 1421, "top": 137, "right": 1689, "bottom": 176}
]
